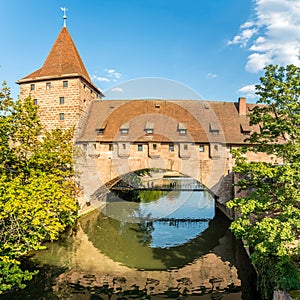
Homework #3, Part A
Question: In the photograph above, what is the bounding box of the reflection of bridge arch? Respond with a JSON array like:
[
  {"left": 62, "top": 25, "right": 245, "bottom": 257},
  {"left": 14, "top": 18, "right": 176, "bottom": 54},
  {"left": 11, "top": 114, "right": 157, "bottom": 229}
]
[
  {"left": 90, "top": 168, "right": 218, "bottom": 203},
  {"left": 79, "top": 207, "right": 231, "bottom": 270}
]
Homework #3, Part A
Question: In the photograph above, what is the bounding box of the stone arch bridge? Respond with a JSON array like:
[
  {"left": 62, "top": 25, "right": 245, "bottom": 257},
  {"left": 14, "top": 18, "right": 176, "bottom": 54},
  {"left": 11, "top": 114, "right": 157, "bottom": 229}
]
[{"left": 75, "top": 98, "right": 273, "bottom": 211}]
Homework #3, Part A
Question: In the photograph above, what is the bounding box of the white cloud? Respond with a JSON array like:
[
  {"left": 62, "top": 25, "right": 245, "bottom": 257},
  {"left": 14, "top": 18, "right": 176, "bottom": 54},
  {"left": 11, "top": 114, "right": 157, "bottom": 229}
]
[
  {"left": 229, "top": 0, "right": 300, "bottom": 72},
  {"left": 227, "top": 26, "right": 258, "bottom": 47},
  {"left": 237, "top": 84, "right": 257, "bottom": 98},
  {"left": 207, "top": 72, "right": 217, "bottom": 78},
  {"left": 111, "top": 87, "right": 124, "bottom": 93},
  {"left": 105, "top": 68, "right": 122, "bottom": 79},
  {"left": 241, "top": 21, "right": 255, "bottom": 29},
  {"left": 91, "top": 75, "right": 110, "bottom": 82},
  {"left": 106, "top": 68, "right": 115, "bottom": 74}
]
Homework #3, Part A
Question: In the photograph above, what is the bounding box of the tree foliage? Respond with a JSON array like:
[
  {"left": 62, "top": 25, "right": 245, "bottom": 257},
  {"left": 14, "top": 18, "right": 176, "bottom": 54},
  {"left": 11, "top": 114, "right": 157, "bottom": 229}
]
[
  {"left": 227, "top": 65, "right": 300, "bottom": 299},
  {"left": 0, "top": 82, "right": 78, "bottom": 294}
]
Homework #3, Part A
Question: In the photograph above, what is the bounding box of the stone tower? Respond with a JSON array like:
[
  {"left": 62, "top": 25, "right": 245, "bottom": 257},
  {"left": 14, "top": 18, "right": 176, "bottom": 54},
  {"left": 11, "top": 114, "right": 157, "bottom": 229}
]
[{"left": 16, "top": 26, "right": 104, "bottom": 131}]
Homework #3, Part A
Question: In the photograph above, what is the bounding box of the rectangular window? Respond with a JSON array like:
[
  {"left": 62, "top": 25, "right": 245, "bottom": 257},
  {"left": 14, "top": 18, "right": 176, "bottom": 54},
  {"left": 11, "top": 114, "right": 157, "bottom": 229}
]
[
  {"left": 211, "top": 130, "right": 220, "bottom": 135},
  {"left": 109, "top": 144, "right": 113, "bottom": 151},
  {"left": 59, "top": 113, "right": 64, "bottom": 120},
  {"left": 93, "top": 144, "right": 97, "bottom": 149},
  {"left": 199, "top": 145, "right": 205, "bottom": 152},
  {"left": 209, "top": 123, "right": 220, "bottom": 135},
  {"left": 120, "top": 128, "right": 129, "bottom": 135},
  {"left": 33, "top": 99, "right": 38, "bottom": 106},
  {"left": 145, "top": 128, "right": 154, "bottom": 134},
  {"left": 46, "top": 82, "right": 51, "bottom": 89},
  {"left": 122, "top": 144, "right": 126, "bottom": 150},
  {"left": 63, "top": 80, "right": 68, "bottom": 88},
  {"left": 214, "top": 144, "right": 218, "bottom": 151},
  {"left": 169, "top": 144, "right": 174, "bottom": 152},
  {"left": 153, "top": 144, "right": 157, "bottom": 150},
  {"left": 59, "top": 97, "right": 65, "bottom": 105},
  {"left": 138, "top": 144, "right": 143, "bottom": 152},
  {"left": 145, "top": 121, "right": 154, "bottom": 134},
  {"left": 183, "top": 144, "right": 188, "bottom": 151},
  {"left": 178, "top": 129, "right": 187, "bottom": 135},
  {"left": 83, "top": 144, "right": 87, "bottom": 151},
  {"left": 30, "top": 84, "right": 35, "bottom": 91},
  {"left": 178, "top": 123, "right": 187, "bottom": 135}
]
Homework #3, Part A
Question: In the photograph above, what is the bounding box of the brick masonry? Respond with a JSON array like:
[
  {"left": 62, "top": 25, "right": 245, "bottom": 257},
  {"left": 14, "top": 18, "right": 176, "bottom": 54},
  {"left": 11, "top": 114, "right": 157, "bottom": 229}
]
[{"left": 19, "top": 78, "right": 99, "bottom": 131}]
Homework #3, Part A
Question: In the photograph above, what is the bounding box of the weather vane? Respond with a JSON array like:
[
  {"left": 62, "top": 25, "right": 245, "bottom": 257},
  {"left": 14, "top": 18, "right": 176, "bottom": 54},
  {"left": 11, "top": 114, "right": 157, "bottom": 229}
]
[{"left": 60, "top": 7, "right": 68, "bottom": 27}]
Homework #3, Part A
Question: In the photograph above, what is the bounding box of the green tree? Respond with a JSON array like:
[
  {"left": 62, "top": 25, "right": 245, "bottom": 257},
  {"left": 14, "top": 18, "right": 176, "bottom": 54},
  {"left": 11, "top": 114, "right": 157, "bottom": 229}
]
[
  {"left": 227, "top": 65, "right": 300, "bottom": 299},
  {"left": 0, "top": 82, "right": 78, "bottom": 294}
]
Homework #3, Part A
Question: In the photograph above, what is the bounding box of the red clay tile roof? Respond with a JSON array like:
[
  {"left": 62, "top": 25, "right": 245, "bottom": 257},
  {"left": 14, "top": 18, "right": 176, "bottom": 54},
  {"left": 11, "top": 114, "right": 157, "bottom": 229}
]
[
  {"left": 17, "top": 27, "right": 96, "bottom": 88},
  {"left": 76, "top": 99, "right": 260, "bottom": 145}
]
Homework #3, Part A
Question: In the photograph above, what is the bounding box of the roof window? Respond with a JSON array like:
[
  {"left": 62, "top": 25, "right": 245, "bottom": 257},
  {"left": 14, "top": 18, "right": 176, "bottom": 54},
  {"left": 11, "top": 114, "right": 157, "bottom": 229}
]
[
  {"left": 96, "top": 122, "right": 107, "bottom": 135},
  {"left": 144, "top": 121, "right": 154, "bottom": 134},
  {"left": 120, "top": 123, "right": 129, "bottom": 135},
  {"left": 241, "top": 124, "right": 252, "bottom": 135},
  {"left": 178, "top": 123, "right": 187, "bottom": 135},
  {"left": 209, "top": 123, "right": 220, "bottom": 135}
]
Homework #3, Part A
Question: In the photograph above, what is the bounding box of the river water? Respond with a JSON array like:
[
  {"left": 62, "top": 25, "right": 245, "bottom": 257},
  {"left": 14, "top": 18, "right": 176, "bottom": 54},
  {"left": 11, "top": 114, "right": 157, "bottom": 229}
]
[{"left": 2, "top": 177, "right": 259, "bottom": 299}]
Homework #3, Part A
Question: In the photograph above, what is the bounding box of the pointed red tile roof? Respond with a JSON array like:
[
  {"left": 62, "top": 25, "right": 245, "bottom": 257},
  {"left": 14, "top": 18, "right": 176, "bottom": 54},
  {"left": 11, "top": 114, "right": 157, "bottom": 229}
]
[{"left": 18, "top": 27, "right": 98, "bottom": 91}]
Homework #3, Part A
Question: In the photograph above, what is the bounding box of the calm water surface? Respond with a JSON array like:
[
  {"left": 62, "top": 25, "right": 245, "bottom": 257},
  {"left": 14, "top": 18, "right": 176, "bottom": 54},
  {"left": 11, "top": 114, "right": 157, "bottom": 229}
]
[{"left": 3, "top": 177, "right": 258, "bottom": 299}]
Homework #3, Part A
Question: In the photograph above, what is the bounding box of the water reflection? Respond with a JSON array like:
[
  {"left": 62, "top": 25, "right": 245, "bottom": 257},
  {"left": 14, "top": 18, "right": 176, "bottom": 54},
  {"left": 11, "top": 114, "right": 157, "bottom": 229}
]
[
  {"left": 104, "top": 188, "right": 215, "bottom": 250},
  {"left": 3, "top": 177, "right": 259, "bottom": 299},
  {"left": 80, "top": 208, "right": 230, "bottom": 270}
]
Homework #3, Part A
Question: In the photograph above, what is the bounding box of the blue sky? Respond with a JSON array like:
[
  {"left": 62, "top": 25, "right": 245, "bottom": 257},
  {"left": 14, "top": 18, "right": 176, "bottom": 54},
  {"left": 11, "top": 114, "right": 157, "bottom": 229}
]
[{"left": 1, "top": 0, "right": 300, "bottom": 102}]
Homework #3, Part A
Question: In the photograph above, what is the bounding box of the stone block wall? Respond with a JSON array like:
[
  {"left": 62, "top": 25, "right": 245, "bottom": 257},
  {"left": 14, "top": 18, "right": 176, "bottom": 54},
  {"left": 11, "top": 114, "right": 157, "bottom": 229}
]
[{"left": 19, "top": 77, "right": 99, "bottom": 131}]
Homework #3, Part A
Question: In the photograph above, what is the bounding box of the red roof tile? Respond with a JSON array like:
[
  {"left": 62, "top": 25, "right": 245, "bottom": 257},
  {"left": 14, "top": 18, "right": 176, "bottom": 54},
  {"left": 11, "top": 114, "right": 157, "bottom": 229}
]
[
  {"left": 18, "top": 27, "right": 92, "bottom": 84},
  {"left": 76, "top": 99, "right": 260, "bottom": 145}
]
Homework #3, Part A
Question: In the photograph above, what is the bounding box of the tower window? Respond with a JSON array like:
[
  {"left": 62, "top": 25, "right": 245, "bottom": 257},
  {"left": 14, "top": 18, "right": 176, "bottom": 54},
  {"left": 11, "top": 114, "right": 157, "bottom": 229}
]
[
  {"left": 33, "top": 99, "right": 38, "bottom": 106},
  {"left": 63, "top": 81, "right": 68, "bottom": 88},
  {"left": 59, "top": 97, "right": 65, "bottom": 105},
  {"left": 46, "top": 82, "right": 51, "bottom": 89},
  {"left": 59, "top": 113, "right": 64, "bottom": 120},
  {"left": 30, "top": 84, "right": 35, "bottom": 91}
]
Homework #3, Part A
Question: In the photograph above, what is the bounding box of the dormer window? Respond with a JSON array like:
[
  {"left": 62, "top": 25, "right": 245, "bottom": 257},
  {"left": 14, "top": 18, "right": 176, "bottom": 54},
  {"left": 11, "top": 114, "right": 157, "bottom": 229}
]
[
  {"left": 178, "top": 123, "right": 187, "bottom": 135},
  {"left": 96, "top": 122, "right": 107, "bottom": 135},
  {"left": 144, "top": 121, "right": 154, "bottom": 134},
  {"left": 241, "top": 124, "right": 252, "bottom": 135},
  {"left": 120, "top": 123, "right": 129, "bottom": 135},
  {"left": 209, "top": 123, "right": 220, "bottom": 135}
]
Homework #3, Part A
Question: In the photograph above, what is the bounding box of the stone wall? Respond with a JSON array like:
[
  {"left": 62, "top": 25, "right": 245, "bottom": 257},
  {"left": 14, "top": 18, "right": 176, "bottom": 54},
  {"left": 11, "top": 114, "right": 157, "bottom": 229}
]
[
  {"left": 19, "top": 77, "right": 99, "bottom": 131},
  {"left": 273, "top": 290, "right": 294, "bottom": 300}
]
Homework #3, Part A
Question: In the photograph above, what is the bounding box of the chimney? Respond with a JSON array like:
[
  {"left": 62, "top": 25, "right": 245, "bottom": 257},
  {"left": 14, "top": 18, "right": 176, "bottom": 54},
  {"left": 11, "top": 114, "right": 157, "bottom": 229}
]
[{"left": 238, "top": 97, "right": 247, "bottom": 115}]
